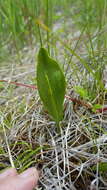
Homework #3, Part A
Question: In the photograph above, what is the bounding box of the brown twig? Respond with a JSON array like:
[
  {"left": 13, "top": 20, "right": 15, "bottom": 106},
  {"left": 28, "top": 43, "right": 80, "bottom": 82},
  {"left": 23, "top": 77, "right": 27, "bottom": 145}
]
[
  {"left": 65, "top": 95, "right": 92, "bottom": 109},
  {"left": 0, "top": 80, "right": 37, "bottom": 89},
  {"left": 0, "top": 79, "right": 107, "bottom": 113}
]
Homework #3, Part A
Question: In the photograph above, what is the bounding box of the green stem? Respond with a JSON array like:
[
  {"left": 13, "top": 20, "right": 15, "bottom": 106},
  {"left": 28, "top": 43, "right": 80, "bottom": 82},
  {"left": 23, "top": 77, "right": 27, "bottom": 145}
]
[
  {"left": 46, "top": 0, "right": 50, "bottom": 54},
  {"left": 35, "top": 0, "right": 43, "bottom": 47}
]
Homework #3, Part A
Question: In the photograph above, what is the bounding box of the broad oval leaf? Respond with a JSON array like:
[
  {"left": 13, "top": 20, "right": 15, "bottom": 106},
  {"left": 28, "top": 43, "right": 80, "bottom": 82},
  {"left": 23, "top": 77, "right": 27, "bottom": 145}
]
[{"left": 37, "top": 48, "right": 66, "bottom": 123}]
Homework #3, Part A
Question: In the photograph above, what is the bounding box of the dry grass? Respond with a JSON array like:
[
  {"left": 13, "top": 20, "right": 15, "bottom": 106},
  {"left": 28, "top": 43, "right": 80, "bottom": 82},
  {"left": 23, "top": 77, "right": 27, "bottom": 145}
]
[{"left": 0, "top": 43, "right": 107, "bottom": 190}]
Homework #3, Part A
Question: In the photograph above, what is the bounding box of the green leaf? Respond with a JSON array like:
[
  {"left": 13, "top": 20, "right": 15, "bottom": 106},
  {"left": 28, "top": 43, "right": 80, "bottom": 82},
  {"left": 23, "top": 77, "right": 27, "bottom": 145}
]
[
  {"left": 37, "top": 48, "right": 66, "bottom": 124},
  {"left": 74, "top": 86, "right": 89, "bottom": 100},
  {"left": 92, "top": 104, "right": 102, "bottom": 113},
  {"left": 92, "top": 162, "right": 107, "bottom": 172},
  {"left": 0, "top": 82, "right": 4, "bottom": 90}
]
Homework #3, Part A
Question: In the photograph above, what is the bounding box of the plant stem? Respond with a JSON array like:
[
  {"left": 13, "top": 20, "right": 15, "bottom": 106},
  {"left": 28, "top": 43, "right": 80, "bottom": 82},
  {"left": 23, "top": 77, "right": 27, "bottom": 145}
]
[{"left": 46, "top": 0, "right": 50, "bottom": 54}]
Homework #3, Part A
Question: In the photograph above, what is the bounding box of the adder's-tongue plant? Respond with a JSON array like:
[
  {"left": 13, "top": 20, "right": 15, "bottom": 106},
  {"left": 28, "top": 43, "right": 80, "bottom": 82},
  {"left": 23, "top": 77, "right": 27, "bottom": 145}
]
[{"left": 37, "top": 48, "right": 66, "bottom": 128}]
